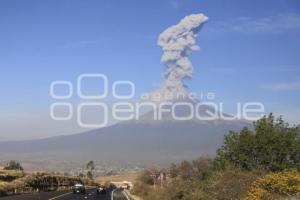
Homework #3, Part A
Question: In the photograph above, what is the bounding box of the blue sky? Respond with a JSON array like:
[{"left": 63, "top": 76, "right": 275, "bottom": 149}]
[{"left": 0, "top": 0, "right": 300, "bottom": 140}]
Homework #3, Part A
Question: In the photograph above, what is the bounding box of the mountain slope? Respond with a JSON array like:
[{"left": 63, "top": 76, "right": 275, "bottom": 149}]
[{"left": 0, "top": 102, "right": 251, "bottom": 167}]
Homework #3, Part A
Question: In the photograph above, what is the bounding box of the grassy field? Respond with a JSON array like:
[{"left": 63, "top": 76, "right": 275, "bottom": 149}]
[{"left": 96, "top": 173, "right": 138, "bottom": 183}]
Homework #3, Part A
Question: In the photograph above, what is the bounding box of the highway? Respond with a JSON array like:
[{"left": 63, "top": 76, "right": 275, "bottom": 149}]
[{"left": 0, "top": 188, "right": 131, "bottom": 200}]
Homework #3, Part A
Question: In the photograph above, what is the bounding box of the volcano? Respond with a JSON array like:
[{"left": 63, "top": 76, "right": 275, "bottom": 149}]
[
  {"left": 0, "top": 96, "right": 251, "bottom": 169},
  {"left": 0, "top": 13, "right": 251, "bottom": 170}
]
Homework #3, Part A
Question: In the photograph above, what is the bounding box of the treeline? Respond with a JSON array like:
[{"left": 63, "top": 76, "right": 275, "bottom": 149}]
[
  {"left": 3, "top": 161, "right": 23, "bottom": 171},
  {"left": 132, "top": 114, "right": 300, "bottom": 200}
]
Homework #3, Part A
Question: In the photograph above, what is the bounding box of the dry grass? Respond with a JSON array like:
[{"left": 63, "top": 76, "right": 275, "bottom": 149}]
[
  {"left": 0, "top": 170, "right": 25, "bottom": 182},
  {"left": 96, "top": 173, "right": 138, "bottom": 183}
]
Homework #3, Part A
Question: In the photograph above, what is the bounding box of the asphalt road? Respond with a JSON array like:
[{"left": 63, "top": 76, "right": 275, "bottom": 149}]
[{"left": 0, "top": 188, "right": 130, "bottom": 200}]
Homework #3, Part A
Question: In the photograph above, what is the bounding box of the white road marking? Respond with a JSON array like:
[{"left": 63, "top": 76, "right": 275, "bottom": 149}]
[
  {"left": 111, "top": 188, "right": 117, "bottom": 200},
  {"left": 122, "top": 190, "right": 131, "bottom": 200},
  {"left": 48, "top": 192, "right": 72, "bottom": 200},
  {"left": 111, "top": 188, "right": 131, "bottom": 200}
]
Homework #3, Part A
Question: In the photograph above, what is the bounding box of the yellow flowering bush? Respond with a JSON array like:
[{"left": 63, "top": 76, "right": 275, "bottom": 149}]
[{"left": 245, "top": 170, "right": 300, "bottom": 200}]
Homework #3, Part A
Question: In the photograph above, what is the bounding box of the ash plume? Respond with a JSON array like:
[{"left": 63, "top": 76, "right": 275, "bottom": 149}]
[{"left": 158, "top": 13, "right": 208, "bottom": 94}]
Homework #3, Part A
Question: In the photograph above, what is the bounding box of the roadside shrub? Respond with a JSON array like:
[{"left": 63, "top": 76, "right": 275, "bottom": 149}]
[
  {"left": 138, "top": 170, "right": 155, "bottom": 185},
  {"left": 132, "top": 115, "right": 300, "bottom": 200},
  {"left": 131, "top": 181, "right": 155, "bottom": 198},
  {"left": 213, "top": 168, "right": 263, "bottom": 200},
  {"left": 0, "top": 182, "right": 10, "bottom": 196},
  {"left": 245, "top": 170, "right": 300, "bottom": 200},
  {"left": 216, "top": 114, "right": 300, "bottom": 171},
  {"left": 171, "top": 158, "right": 214, "bottom": 181},
  {"left": 133, "top": 166, "right": 261, "bottom": 200},
  {"left": 0, "top": 170, "right": 25, "bottom": 182}
]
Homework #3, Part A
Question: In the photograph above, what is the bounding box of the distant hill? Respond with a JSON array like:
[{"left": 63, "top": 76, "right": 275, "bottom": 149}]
[{"left": 0, "top": 98, "right": 251, "bottom": 169}]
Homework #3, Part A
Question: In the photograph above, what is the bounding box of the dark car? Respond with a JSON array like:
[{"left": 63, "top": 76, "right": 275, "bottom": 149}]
[
  {"left": 73, "top": 183, "right": 86, "bottom": 194},
  {"left": 97, "top": 186, "right": 107, "bottom": 194}
]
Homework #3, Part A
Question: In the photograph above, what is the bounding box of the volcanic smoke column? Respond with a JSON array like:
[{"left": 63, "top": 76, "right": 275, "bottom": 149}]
[{"left": 158, "top": 13, "right": 208, "bottom": 93}]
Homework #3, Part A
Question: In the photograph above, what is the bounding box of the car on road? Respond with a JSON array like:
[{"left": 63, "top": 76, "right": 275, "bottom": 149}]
[
  {"left": 120, "top": 182, "right": 130, "bottom": 190},
  {"left": 97, "top": 185, "right": 107, "bottom": 194},
  {"left": 72, "top": 183, "right": 86, "bottom": 194}
]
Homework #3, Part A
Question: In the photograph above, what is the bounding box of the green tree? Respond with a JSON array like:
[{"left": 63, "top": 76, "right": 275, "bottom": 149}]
[
  {"left": 86, "top": 171, "right": 93, "bottom": 179},
  {"left": 86, "top": 160, "right": 95, "bottom": 171},
  {"left": 86, "top": 160, "right": 95, "bottom": 179},
  {"left": 78, "top": 173, "right": 85, "bottom": 178},
  {"left": 3, "top": 160, "right": 24, "bottom": 171},
  {"left": 216, "top": 114, "right": 300, "bottom": 171},
  {"left": 138, "top": 170, "right": 155, "bottom": 185},
  {"left": 177, "top": 160, "right": 193, "bottom": 180},
  {"left": 169, "top": 163, "right": 178, "bottom": 178},
  {"left": 192, "top": 158, "right": 213, "bottom": 180}
]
